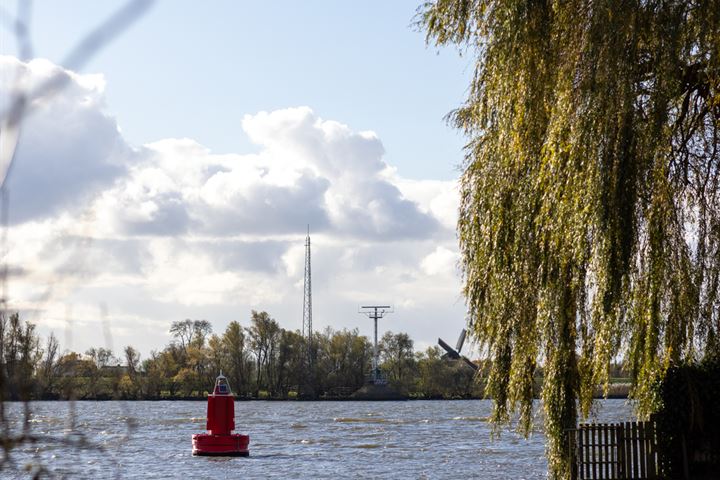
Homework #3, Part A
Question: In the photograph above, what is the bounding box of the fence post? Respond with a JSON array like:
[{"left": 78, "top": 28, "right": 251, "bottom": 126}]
[
  {"left": 647, "top": 420, "right": 657, "bottom": 478},
  {"left": 568, "top": 429, "right": 578, "bottom": 480}
]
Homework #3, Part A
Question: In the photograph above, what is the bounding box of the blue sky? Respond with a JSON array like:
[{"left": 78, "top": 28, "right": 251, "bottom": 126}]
[
  {"left": 8, "top": 1, "right": 471, "bottom": 179},
  {"left": 1, "top": 1, "right": 473, "bottom": 357}
]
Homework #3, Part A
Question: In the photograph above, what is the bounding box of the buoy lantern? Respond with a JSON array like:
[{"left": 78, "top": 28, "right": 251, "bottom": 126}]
[{"left": 192, "top": 373, "right": 250, "bottom": 456}]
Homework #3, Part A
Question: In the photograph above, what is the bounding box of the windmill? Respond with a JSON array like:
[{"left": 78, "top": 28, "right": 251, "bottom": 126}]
[{"left": 438, "top": 328, "right": 477, "bottom": 371}]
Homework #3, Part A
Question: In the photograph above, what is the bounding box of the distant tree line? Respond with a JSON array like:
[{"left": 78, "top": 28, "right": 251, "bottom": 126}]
[{"left": 0, "top": 310, "right": 480, "bottom": 400}]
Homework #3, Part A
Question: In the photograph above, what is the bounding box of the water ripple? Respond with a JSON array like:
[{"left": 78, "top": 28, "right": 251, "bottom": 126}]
[{"left": 2, "top": 399, "right": 633, "bottom": 479}]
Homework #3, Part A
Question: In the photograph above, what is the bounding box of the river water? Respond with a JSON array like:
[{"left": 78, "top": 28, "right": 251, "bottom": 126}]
[{"left": 4, "top": 399, "right": 634, "bottom": 479}]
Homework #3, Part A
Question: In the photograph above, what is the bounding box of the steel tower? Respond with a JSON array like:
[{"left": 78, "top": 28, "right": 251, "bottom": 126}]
[{"left": 302, "top": 226, "right": 313, "bottom": 362}]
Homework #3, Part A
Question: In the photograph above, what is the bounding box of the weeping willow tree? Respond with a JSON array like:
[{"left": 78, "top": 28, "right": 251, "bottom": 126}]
[{"left": 420, "top": 0, "right": 720, "bottom": 477}]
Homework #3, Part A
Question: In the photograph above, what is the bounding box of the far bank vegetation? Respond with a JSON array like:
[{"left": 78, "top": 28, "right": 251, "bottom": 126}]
[{"left": 1, "top": 311, "right": 490, "bottom": 400}]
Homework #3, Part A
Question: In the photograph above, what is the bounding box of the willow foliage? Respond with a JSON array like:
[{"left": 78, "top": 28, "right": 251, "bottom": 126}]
[{"left": 420, "top": 1, "right": 720, "bottom": 477}]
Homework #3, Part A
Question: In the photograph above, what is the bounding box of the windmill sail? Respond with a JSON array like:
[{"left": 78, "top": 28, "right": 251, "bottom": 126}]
[{"left": 455, "top": 328, "right": 467, "bottom": 353}]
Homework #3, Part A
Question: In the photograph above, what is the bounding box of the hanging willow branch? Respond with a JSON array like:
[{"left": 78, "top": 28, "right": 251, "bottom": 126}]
[{"left": 419, "top": 0, "right": 720, "bottom": 478}]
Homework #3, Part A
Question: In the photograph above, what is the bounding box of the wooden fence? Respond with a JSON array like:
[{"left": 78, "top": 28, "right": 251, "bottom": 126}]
[{"left": 568, "top": 421, "right": 659, "bottom": 479}]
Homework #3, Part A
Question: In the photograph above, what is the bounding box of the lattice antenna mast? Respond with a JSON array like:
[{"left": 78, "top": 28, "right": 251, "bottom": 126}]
[
  {"left": 302, "top": 226, "right": 313, "bottom": 362},
  {"left": 359, "top": 305, "right": 393, "bottom": 383}
]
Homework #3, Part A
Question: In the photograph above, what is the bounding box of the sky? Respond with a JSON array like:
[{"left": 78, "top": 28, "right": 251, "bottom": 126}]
[{"left": 1, "top": 1, "right": 475, "bottom": 358}]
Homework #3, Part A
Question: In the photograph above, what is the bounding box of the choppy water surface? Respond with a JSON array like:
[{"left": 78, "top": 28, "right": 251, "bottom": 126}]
[{"left": 4, "top": 400, "right": 633, "bottom": 479}]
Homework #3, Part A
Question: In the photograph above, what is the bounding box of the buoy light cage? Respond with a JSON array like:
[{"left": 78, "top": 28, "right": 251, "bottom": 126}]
[{"left": 192, "top": 372, "right": 250, "bottom": 457}]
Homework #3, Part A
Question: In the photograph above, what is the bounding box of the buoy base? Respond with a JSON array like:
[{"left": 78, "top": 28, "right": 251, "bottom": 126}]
[
  {"left": 192, "top": 433, "right": 250, "bottom": 457},
  {"left": 193, "top": 450, "right": 249, "bottom": 457}
]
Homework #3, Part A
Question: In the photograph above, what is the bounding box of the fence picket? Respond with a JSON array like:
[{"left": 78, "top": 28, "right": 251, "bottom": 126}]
[
  {"left": 638, "top": 421, "right": 647, "bottom": 478},
  {"left": 631, "top": 422, "right": 639, "bottom": 478},
  {"left": 585, "top": 425, "right": 591, "bottom": 479},
  {"left": 600, "top": 425, "right": 605, "bottom": 478},
  {"left": 617, "top": 423, "right": 625, "bottom": 479},
  {"left": 592, "top": 425, "right": 598, "bottom": 480},
  {"left": 603, "top": 424, "right": 609, "bottom": 479}
]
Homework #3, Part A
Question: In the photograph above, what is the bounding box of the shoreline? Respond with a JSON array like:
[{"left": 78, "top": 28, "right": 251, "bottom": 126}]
[{"left": 8, "top": 392, "right": 631, "bottom": 402}]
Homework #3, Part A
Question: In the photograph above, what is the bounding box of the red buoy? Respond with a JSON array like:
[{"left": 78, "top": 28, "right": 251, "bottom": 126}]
[{"left": 192, "top": 373, "right": 250, "bottom": 457}]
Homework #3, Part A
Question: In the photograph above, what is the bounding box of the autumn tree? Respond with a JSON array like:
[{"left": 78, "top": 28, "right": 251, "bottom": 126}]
[
  {"left": 379, "top": 331, "right": 416, "bottom": 392},
  {"left": 153, "top": 345, "right": 182, "bottom": 396},
  {"left": 170, "top": 319, "right": 211, "bottom": 353},
  {"left": 317, "top": 328, "right": 372, "bottom": 394},
  {"left": 37, "top": 333, "right": 60, "bottom": 398},
  {"left": 120, "top": 346, "right": 141, "bottom": 399},
  {"left": 169, "top": 319, "right": 194, "bottom": 354},
  {"left": 83, "top": 347, "right": 117, "bottom": 398},
  {"left": 274, "top": 329, "right": 305, "bottom": 397},
  {"left": 140, "top": 350, "right": 167, "bottom": 398},
  {"left": 0, "top": 312, "right": 40, "bottom": 400},
  {"left": 190, "top": 320, "right": 212, "bottom": 349},
  {"left": 247, "top": 310, "right": 281, "bottom": 396},
  {"left": 222, "top": 321, "right": 252, "bottom": 396},
  {"left": 124, "top": 346, "right": 140, "bottom": 378},
  {"left": 420, "top": 0, "right": 720, "bottom": 477}
]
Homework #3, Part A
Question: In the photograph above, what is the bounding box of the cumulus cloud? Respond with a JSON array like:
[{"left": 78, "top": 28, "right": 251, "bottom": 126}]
[
  {"left": 4, "top": 57, "right": 465, "bottom": 355},
  {"left": 1, "top": 56, "right": 136, "bottom": 223},
  {"left": 241, "top": 107, "right": 441, "bottom": 239},
  {"left": 421, "top": 246, "right": 461, "bottom": 277}
]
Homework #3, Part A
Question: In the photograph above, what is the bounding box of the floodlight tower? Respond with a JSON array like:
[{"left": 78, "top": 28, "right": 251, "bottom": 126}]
[
  {"left": 359, "top": 305, "right": 393, "bottom": 383},
  {"left": 302, "top": 226, "right": 313, "bottom": 364}
]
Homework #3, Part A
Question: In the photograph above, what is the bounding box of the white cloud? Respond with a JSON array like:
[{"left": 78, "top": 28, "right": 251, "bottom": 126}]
[
  {"left": 395, "top": 178, "right": 459, "bottom": 231},
  {"left": 4, "top": 57, "right": 467, "bottom": 355},
  {"left": 421, "top": 246, "right": 461, "bottom": 277},
  {"left": 1, "top": 56, "right": 136, "bottom": 224}
]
